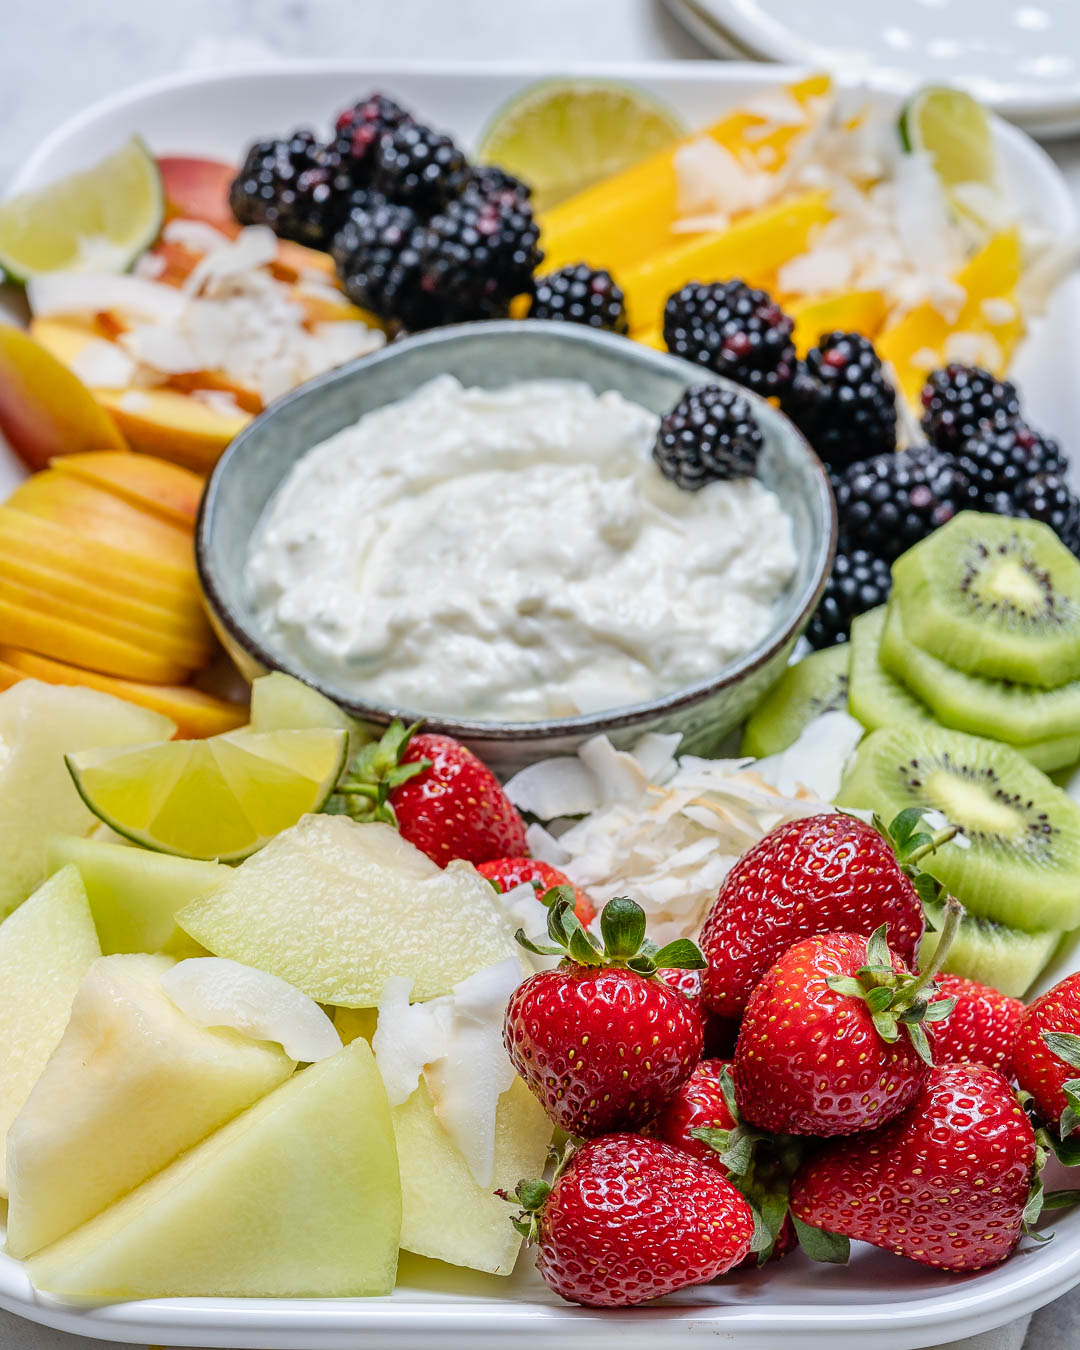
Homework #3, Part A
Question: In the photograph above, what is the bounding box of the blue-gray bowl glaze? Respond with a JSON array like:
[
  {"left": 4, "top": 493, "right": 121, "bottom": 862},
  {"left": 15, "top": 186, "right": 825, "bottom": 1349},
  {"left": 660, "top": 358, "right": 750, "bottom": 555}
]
[{"left": 197, "top": 321, "right": 836, "bottom": 774}]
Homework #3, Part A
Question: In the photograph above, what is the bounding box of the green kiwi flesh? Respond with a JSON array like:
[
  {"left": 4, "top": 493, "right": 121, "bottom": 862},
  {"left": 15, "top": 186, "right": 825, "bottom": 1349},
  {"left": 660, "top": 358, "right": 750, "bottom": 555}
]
[
  {"left": 891, "top": 511, "right": 1080, "bottom": 690},
  {"left": 848, "top": 606, "right": 934, "bottom": 732},
  {"left": 919, "top": 900, "right": 1059, "bottom": 998},
  {"left": 741, "top": 644, "right": 850, "bottom": 757},
  {"left": 880, "top": 600, "right": 1080, "bottom": 763},
  {"left": 837, "top": 723, "right": 1080, "bottom": 932}
]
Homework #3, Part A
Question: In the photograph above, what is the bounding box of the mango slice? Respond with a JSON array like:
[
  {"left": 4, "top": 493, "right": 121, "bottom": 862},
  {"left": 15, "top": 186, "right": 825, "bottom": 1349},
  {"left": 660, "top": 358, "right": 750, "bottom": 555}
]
[
  {"left": 92, "top": 388, "right": 250, "bottom": 473},
  {"left": 48, "top": 451, "right": 204, "bottom": 528},
  {"left": 788, "top": 289, "right": 888, "bottom": 356}
]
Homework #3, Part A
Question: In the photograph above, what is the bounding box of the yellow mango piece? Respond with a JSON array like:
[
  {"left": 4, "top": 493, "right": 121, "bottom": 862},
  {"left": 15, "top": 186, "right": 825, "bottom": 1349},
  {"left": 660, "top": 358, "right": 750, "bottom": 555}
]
[
  {"left": 540, "top": 74, "right": 832, "bottom": 275},
  {"left": 621, "top": 190, "right": 832, "bottom": 333},
  {"left": 0, "top": 599, "right": 190, "bottom": 685},
  {"left": 788, "top": 289, "right": 888, "bottom": 356},
  {"left": 92, "top": 388, "right": 250, "bottom": 474},
  {"left": 877, "top": 229, "right": 1025, "bottom": 406},
  {"left": 635, "top": 327, "right": 667, "bottom": 352}
]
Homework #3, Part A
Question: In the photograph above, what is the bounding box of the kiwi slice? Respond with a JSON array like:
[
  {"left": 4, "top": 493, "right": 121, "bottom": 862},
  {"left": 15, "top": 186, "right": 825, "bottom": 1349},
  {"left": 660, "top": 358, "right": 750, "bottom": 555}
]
[
  {"left": 880, "top": 601, "right": 1080, "bottom": 765},
  {"left": 741, "top": 645, "right": 850, "bottom": 757},
  {"left": 892, "top": 512, "right": 1080, "bottom": 690},
  {"left": 848, "top": 606, "right": 934, "bottom": 732},
  {"left": 919, "top": 900, "right": 1059, "bottom": 998},
  {"left": 837, "top": 723, "right": 1080, "bottom": 932}
]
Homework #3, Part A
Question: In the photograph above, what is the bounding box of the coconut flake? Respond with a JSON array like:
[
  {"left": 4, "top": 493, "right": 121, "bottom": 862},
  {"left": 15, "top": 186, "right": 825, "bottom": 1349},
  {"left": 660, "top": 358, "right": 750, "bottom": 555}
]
[
  {"left": 505, "top": 756, "right": 600, "bottom": 818},
  {"left": 70, "top": 337, "right": 137, "bottom": 388},
  {"left": 673, "top": 136, "right": 777, "bottom": 225},
  {"left": 371, "top": 976, "right": 452, "bottom": 1106},
  {"left": 159, "top": 957, "right": 340, "bottom": 1062},
  {"left": 29, "top": 273, "right": 186, "bottom": 324},
  {"left": 754, "top": 710, "right": 864, "bottom": 801}
]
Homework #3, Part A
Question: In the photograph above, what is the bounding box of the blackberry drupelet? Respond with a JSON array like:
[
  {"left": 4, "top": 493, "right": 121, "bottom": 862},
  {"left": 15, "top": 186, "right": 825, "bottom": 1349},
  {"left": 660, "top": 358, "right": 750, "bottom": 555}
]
[
  {"left": 229, "top": 131, "right": 350, "bottom": 248},
  {"left": 413, "top": 181, "right": 542, "bottom": 327},
  {"left": 956, "top": 422, "right": 1069, "bottom": 509},
  {"left": 529, "top": 264, "right": 628, "bottom": 334},
  {"left": 780, "top": 332, "right": 897, "bottom": 472},
  {"left": 372, "top": 122, "right": 469, "bottom": 211},
  {"left": 1006, "top": 474, "right": 1080, "bottom": 555},
  {"left": 653, "top": 384, "right": 763, "bottom": 489},
  {"left": 920, "top": 364, "right": 1022, "bottom": 453},
  {"left": 807, "top": 550, "right": 892, "bottom": 649},
  {"left": 467, "top": 164, "right": 532, "bottom": 201},
  {"left": 663, "top": 279, "right": 796, "bottom": 397},
  {"left": 331, "top": 194, "right": 425, "bottom": 324},
  {"left": 833, "top": 446, "right": 972, "bottom": 562},
  {"left": 332, "top": 93, "right": 413, "bottom": 185}
]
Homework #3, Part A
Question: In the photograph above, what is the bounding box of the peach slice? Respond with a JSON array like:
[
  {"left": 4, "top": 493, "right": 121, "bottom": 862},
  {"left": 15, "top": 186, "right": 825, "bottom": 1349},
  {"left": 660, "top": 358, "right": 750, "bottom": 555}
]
[
  {"left": 8, "top": 472, "right": 195, "bottom": 572},
  {"left": 49, "top": 452, "right": 204, "bottom": 528},
  {"left": 158, "top": 157, "right": 239, "bottom": 236},
  {"left": 91, "top": 389, "right": 250, "bottom": 474},
  {"left": 0, "top": 649, "right": 245, "bottom": 739},
  {"left": 270, "top": 240, "right": 336, "bottom": 284},
  {"left": 0, "top": 599, "right": 189, "bottom": 684},
  {"left": 0, "top": 324, "right": 128, "bottom": 472},
  {"left": 0, "top": 507, "right": 198, "bottom": 607},
  {"left": 0, "top": 574, "right": 211, "bottom": 672}
]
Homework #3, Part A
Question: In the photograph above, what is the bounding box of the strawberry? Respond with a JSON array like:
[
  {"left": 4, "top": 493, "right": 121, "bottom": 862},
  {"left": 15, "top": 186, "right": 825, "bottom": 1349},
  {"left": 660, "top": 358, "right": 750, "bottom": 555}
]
[
  {"left": 503, "top": 1134, "right": 756, "bottom": 1307},
  {"left": 931, "top": 973, "right": 1023, "bottom": 1075},
  {"left": 733, "top": 914, "right": 960, "bottom": 1136},
  {"left": 504, "top": 894, "right": 705, "bottom": 1135},
  {"left": 331, "top": 719, "right": 526, "bottom": 866},
  {"left": 699, "top": 809, "right": 949, "bottom": 1018},
  {"left": 477, "top": 857, "right": 595, "bottom": 927},
  {"left": 658, "top": 967, "right": 738, "bottom": 1058},
  {"left": 790, "top": 1063, "right": 1040, "bottom": 1272},
  {"left": 1013, "top": 972, "right": 1080, "bottom": 1145},
  {"left": 651, "top": 1058, "right": 798, "bottom": 1264}
]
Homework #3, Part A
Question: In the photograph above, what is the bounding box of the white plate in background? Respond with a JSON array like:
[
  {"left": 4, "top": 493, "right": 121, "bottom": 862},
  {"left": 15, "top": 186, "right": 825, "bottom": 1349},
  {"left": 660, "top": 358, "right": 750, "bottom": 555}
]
[{"left": 2, "top": 59, "right": 1080, "bottom": 1349}]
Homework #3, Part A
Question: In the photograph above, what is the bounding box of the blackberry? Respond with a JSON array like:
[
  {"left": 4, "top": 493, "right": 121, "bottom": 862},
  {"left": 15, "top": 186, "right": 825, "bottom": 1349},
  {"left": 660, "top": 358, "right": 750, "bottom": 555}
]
[
  {"left": 833, "top": 446, "right": 971, "bottom": 562},
  {"left": 229, "top": 130, "right": 350, "bottom": 248},
  {"left": 529, "top": 264, "right": 628, "bottom": 334},
  {"left": 331, "top": 93, "right": 413, "bottom": 186},
  {"left": 920, "top": 364, "right": 1022, "bottom": 453},
  {"left": 652, "top": 384, "right": 763, "bottom": 490},
  {"left": 999, "top": 474, "right": 1080, "bottom": 555},
  {"left": 372, "top": 122, "right": 469, "bottom": 211},
  {"left": 467, "top": 164, "right": 532, "bottom": 202},
  {"left": 413, "top": 182, "right": 542, "bottom": 327},
  {"left": 663, "top": 280, "right": 796, "bottom": 397},
  {"left": 807, "top": 550, "right": 892, "bottom": 649},
  {"left": 331, "top": 194, "right": 424, "bottom": 324},
  {"left": 956, "top": 422, "right": 1069, "bottom": 509},
  {"left": 779, "top": 332, "right": 897, "bottom": 472}
]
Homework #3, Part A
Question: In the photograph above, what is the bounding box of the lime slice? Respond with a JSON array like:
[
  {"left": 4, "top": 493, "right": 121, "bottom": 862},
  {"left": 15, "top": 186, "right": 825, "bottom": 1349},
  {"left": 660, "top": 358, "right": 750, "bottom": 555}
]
[
  {"left": 476, "top": 80, "right": 685, "bottom": 211},
  {"left": 899, "top": 86, "right": 998, "bottom": 195},
  {"left": 0, "top": 137, "right": 164, "bottom": 283},
  {"left": 65, "top": 728, "right": 347, "bottom": 863}
]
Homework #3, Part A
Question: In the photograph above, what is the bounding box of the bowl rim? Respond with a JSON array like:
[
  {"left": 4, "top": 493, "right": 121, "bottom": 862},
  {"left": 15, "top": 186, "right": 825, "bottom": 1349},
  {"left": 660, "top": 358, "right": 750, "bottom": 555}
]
[{"left": 196, "top": 320, "right": 837, "bottom": 742}]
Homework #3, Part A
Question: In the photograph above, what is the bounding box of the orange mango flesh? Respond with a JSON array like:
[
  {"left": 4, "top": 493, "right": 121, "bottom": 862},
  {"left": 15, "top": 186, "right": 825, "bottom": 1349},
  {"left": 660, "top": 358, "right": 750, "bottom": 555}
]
[
  {"left": 621, "top": 190, "right": 833, "bottom": 333},
  {"left": 788, "top": 289, "right": 888, "bottom": 356},
  {"left": 539, "top": 74, "right": 833, "bottom": 276},
  {"left": 0, "top": 323, "right": 128, "bottom": 472},
  {"left": 0, "top": 648, "right": 246, "bottom": 739}
]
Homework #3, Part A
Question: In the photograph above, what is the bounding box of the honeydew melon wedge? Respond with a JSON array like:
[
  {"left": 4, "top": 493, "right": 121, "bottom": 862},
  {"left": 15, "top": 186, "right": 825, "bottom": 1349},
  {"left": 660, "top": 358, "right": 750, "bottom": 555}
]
[
  {"left": 27, "top": 1039, "right": 400, "bottom": 1299},
  {"left": 5, "top": 953, "right": 294, "bottom": 1258}
]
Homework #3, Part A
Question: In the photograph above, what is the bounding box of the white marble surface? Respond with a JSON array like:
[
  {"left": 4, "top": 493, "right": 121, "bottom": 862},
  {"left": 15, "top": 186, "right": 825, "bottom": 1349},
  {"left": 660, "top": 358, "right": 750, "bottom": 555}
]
[{"left": 1, "top": 2, "right": 1079, "bottom": 1348}]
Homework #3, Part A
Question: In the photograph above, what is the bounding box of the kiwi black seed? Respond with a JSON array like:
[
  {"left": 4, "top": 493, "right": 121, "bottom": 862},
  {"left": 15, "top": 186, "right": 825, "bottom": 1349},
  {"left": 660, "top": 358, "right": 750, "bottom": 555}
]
[
  {"left": 838, "top": 723, "right": 1080, "bottom": 933},
  {"left": 740, "top": 644, "right": 849, "bottom": 757},
  {"left": 891, "top": 511, "right": 1080, "bottom": 689}
]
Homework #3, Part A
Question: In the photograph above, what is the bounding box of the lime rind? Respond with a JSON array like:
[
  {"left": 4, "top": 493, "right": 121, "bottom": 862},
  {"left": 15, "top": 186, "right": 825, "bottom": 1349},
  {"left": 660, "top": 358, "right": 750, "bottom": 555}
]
[{"left": 0, "top": 136, "right": 164, "bottom": 283}]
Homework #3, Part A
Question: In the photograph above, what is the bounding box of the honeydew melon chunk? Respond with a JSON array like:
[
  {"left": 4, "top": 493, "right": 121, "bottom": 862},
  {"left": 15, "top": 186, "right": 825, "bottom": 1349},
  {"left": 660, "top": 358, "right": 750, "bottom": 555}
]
[
  {"left": 45, "top": 834, "right": 225, "bottom": 954},
  {"left": 177, "top": 816, "right": 524, "bottom": 1007},
  {"left": 0, "top": 680, "right": 175, "bottom": 918},
  {"left": 0, "top": 865, "right": 100, "bottom": 1197},
  {"left": 393, "top": 1076, "right": 552, "bottom": 1275},
  {"left": 26, "top": 1039, "right": 401, "bottom": 1299},
  {"left": 6, "top": 952, "right": 294, "bottom": 1258}
]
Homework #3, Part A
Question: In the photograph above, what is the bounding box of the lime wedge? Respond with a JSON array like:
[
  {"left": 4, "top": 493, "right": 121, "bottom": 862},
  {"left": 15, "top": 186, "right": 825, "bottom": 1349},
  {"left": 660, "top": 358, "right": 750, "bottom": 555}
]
[
  {"left": 476, "top": 80, "right": 685, "bottom": 211},
  {"left": 899, "top": 87, "right": 998, "bottom": 195},
  {"left": 65, "top": 728, "right": 347, "bottom": 863},
  {"left": 0, "top": 138, "right": 164, "bottom": 283}
]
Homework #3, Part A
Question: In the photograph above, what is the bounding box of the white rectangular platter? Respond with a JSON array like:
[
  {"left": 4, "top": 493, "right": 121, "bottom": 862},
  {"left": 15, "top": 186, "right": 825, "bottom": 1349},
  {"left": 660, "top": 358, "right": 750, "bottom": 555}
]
[{"left": 3, "top": 58, "right": 1080, "bottom": 1350}]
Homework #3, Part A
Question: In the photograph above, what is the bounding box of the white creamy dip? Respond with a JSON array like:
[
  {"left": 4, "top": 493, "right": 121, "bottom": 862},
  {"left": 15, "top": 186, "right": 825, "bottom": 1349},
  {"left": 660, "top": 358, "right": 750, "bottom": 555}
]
[{"left": 246, "top": 376, "right": 797, "bottom": 721}]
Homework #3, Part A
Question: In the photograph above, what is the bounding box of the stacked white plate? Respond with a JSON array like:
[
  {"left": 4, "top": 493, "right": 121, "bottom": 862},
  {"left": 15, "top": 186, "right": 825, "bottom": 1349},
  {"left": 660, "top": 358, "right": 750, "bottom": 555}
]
[{"left": 663, "top": 0, "right": 1080, "bottom": 136}]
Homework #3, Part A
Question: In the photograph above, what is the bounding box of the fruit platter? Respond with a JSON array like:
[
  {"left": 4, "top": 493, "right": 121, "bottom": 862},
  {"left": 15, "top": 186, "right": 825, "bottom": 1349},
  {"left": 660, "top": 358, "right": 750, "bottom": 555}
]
[{"left": 4, "top": 57, "right": 1080, "bottom": 1350}]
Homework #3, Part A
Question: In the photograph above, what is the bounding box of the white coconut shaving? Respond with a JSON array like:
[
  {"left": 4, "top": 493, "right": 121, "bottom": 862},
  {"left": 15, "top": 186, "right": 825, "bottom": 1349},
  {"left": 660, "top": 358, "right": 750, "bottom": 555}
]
[
  {"left": 28, "top": 218, "right": 385, "bottom": 407},
  {"left": 508, "top": 731, "right": 832, "bottom": 946},
  {"left": 371, "top": 958, "right": 524, "bottom": 1187},
  {"left": 159, "top": 957, "right": 341, "bottom": 1063}
]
